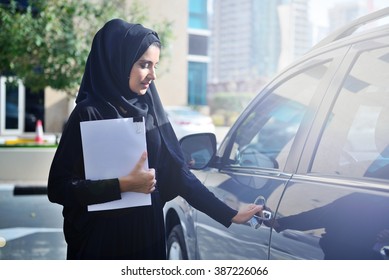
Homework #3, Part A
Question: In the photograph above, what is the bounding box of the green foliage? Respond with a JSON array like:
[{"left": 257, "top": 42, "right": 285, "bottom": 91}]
[
  {"left": 0, "top": 0, "right": 174, "bottom": 96},
  {"left": 209, "top": 92, "right": 256, "bottom": 126}
]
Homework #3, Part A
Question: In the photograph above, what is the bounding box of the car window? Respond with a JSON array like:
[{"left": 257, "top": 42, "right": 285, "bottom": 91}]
[
  {"left": 311, "top": 44, "right": 389, "bottom": 181},
  {"left": 226, "top": 60, "right": 332, "bottom": 170}
]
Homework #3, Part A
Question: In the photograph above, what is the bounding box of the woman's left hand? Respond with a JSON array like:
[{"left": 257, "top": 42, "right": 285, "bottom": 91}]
[{"left": 231, "top": 204, "right": 263, "bottom": 224}]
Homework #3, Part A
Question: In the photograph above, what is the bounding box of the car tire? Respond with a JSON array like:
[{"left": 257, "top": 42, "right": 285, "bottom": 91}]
[{"left": 167, "top": 224, "right": 188, "bottom": 260}]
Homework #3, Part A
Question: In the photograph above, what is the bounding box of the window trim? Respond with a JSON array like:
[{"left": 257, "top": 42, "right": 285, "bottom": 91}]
[
  {"left": 215, "top": 48, "right": 350, "bottom": 174},
  {"left": 0, "top": 76, "right": 25, "bottom": 135},
  {"left": 305, "top": 39, "right": 389, "bottom": 182}
]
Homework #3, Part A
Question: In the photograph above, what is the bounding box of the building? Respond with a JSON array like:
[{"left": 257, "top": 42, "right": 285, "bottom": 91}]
[
  {"left": 278, "top": 0, "right": 312, "bottom": 70},
  {"left": 209, "top": 0, "right": 282, "bottom": 94},
  {"left": 209, "top": 0, "right": 311, "bottom": 94},
  {"left": 142, "top": 0, "right": 188, "bottom": 107},
  {"left": 187, "top": 0, "right": 211, "bottom": 106}
]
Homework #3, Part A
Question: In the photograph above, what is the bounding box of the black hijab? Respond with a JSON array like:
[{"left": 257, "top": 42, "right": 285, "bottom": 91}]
[
  {"left": 74, "top": 19, "right": 187, "bottom": 201},
  {"left": 76, "top": 19, "right": 158, "bottom": 116}
]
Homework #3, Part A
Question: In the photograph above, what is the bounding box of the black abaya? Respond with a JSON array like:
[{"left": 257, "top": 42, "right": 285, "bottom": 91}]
[{"left": 47, "top": 19, "right": 237, "bottom": 260}]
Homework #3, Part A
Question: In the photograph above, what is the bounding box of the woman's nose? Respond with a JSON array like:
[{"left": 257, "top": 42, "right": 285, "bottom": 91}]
[{"left": 148, "top": 68, "right": 157, "bottom": 80}]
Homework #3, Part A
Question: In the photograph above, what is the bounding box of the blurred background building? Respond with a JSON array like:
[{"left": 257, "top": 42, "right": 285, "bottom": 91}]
[{"left": 208, "top": 0, "right": 311, "bottom": 95}]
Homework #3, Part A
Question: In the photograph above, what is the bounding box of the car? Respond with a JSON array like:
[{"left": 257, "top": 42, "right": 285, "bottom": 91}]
[
  {"left": 164, "top": 106, "right": 216, "bottom": 140},
  {"left": 163, "top": 7, "right": 389, "bottom": 260}
]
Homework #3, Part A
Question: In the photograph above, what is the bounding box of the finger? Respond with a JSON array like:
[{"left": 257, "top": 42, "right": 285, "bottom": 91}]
[
  {"left": 250, "top": 206, "right": 263, "bottom": 217},
  {"left": 147, "top": 178, "right": 156, "bottom": 189},
  {"left": 134, "top": 151, "right": 148, "bottom": 170},
  {"left": 148, "top": 181, "right": 156, "bottom": 193},
  {"left": 148, "top": 168, "right": 156, "bottom": 177},
  {"left": 144, "top": 169, "right": 156, "bottom": 184},
  {"left": 248, "top": 204, "right": 262, "bottom": 212}
]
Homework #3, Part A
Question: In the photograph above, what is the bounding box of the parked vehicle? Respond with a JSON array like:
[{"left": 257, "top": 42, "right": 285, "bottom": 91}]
[
  {"left": 165, "top": 106, "right": 215, "bottom": 140},
  {"left": 163, "top": 8, "right": 389, "bottom": 260}
]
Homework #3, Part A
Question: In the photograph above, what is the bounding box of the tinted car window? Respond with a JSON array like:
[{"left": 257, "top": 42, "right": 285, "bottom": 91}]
[
  {"left": 311, "top": 44, "right": 389, "bottom": 180},
  {"left": 226, "top": 61, "right": 332, "bottom": 170}
]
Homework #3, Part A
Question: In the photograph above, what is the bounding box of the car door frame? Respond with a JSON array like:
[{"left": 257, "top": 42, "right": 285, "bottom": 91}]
[
  {"left": 273, "top": 29, "right": 389, "bottom": 259},
  {"left": 199, "top": 44, "right": 352, "bottom": 259}
]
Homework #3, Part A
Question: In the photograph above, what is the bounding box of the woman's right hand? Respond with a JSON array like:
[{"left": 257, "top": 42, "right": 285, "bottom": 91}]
[{"left": 119, "top": 151, "right": 156, "bottom": 194}]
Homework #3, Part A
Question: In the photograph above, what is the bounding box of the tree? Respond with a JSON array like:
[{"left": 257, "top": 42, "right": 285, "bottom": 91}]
[
  {"left": 0, "top": 0, "right": 173, "bottom": 97},
  {"left": 209, "top": 91, "right": 256, "bottom": 125}
]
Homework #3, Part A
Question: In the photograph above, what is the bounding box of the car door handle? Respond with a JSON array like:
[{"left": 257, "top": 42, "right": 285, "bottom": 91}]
[
  {"left": 249, "top": 210, "right": 272, "bottom": 229},
  {"left": 248, "top": 195, "right": 273, "bottom": 229}
]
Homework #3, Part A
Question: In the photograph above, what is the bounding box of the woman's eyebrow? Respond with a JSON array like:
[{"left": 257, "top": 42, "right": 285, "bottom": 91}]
[{"left": 138, "top": 59, "right": 158, "bottom": 64}]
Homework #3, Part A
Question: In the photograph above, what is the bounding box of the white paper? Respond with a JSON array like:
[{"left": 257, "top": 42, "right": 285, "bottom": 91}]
[{"left": 80, "top": 117, "right": 151, "bottom": 211}]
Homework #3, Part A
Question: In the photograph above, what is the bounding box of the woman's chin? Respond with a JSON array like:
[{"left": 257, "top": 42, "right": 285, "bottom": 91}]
[{"left": 137, "top": 90, "right": 147, "bottom": 96}]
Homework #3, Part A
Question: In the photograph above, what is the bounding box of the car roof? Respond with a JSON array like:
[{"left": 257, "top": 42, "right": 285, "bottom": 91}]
[
  {"left": 266, "top": 7, "right": 389, "bottom": 89},
  {"left": 312, "top": 7, "right": 389, "bottom": 50}
]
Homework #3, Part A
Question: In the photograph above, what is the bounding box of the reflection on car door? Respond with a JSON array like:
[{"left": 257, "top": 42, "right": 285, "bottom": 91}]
[
  {"left": 194, "top": 52, "right": 342, "bottom": 259},
  {"left": 195, "top": 171, "right": 286, "bottom": 259},
  {"left": 271, "top": 37, "right": 389, "bottom": 260}
]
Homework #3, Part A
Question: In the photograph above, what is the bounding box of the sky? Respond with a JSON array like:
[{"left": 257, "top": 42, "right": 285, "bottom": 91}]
[{"left": 309, "top": 0, "right": 388, "bottom": 26}]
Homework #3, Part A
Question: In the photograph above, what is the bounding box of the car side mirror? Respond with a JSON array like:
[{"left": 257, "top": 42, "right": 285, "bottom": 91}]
[{"left": 179, "top": 133, "right": 217, "bottom": 169}]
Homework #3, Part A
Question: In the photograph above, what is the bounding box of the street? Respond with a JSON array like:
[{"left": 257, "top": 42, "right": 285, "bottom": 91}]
[{"left": 0, "top": 184, "right": 66, "bottom": 259}]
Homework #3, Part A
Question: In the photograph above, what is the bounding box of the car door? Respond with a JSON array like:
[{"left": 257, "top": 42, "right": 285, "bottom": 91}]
[
  {"left": 193, "top": 47, "right": 349, "bottom": 259},
  {"left": 270, "top": 34, "right": 389, "bottom": 260}
]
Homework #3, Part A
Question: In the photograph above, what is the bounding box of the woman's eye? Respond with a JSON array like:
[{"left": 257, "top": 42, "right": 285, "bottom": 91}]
[{"left": 139, "top": 62, "right": 157, "bottom": 70}]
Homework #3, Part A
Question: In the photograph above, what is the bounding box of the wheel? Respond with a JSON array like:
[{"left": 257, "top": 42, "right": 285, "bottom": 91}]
[{"left": 167, "top": 224, "right": 188, "bottom": 260}]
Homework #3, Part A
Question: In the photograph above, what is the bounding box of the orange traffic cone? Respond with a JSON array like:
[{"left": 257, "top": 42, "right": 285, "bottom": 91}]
[{"left": 35, "top": 119, "right": 44, "bottom": 144}]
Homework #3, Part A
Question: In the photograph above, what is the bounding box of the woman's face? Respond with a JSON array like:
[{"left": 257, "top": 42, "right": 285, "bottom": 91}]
[{"left": 129, "top": 45, "right": 160, "bottom": 95}]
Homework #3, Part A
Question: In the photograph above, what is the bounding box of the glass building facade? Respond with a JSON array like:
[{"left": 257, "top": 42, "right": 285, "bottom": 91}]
[{"left": 188, "top": 0, "right": 209, "bottom": 106}]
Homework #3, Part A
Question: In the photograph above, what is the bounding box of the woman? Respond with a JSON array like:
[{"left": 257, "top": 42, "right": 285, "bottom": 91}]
[{"left": 47, "top": 19, "right": 261, "bottom": 260}]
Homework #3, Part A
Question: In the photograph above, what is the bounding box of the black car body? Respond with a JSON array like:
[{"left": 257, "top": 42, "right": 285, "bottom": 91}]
[{"left": 163, "top": 8, "right": 389, "bottom": 260}]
